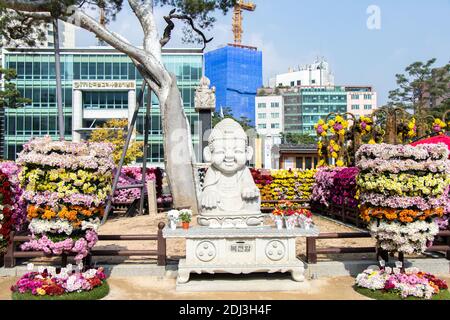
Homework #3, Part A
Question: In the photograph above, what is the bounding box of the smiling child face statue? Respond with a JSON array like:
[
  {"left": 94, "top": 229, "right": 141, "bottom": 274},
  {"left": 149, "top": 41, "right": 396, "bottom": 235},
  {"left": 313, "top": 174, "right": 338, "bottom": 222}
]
[{"left": 204, "top": 119, "right": 253, "bottom": 174}]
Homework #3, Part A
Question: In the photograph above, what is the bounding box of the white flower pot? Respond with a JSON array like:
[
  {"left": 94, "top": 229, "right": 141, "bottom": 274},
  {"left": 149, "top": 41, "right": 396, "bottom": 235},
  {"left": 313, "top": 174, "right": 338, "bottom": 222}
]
[
  {"left": 275, "top": 218, "right": 284, "bottom": 230},
  {"left": 285, "top": 217, "right": 296, "bottom": 230}
]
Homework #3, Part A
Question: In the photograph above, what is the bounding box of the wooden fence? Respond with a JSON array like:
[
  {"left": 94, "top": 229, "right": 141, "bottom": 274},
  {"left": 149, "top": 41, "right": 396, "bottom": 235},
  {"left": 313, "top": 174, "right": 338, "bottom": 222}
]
[
  {"left": 306, "top": 230, "right": 450, "bottom": 264},
  {"left": 3, "top": 223, "right": 166, "bottom": 268},
  {"left": 310, "top": 202, "right": 365, "bottom": 228}
]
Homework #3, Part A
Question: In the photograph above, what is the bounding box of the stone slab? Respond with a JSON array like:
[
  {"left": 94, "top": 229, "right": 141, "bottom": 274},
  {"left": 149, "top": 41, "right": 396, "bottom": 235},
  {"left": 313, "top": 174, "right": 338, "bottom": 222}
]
[
  {"left": 0, "top": 264, "right": 174, "bottom": 278},
  {"left": 163, "top": 226, "right": 320, "bottom": 239},
  {"left": 176, "top": 273, "right": 312, "bottom": 292}
]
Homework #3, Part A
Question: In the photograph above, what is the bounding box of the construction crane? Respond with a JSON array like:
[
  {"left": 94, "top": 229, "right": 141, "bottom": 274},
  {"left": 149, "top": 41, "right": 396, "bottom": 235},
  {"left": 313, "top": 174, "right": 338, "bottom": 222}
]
[{"left": 232, "top": 1, "right": 256, "bottom": 45}]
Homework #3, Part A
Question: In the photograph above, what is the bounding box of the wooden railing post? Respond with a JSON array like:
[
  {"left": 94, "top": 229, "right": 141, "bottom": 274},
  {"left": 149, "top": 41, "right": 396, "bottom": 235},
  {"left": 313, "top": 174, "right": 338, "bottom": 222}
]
[
  {"left": 306, "top": 237, "right": 318, "bottom": 264},
  {"left": 61, "top": 253, "right": 68, "bottom": 267},
  {"left": 4, "top": 231, "right": 16, "bottom": 268},
  {"left": 341, "top": 205, "right": 346, "bottom": 223},
  {"left": 157, "top": 222, "right": 166, "bottom": 266},
  {"left": 377, "top": 247, "right": 389, "bottom": 263},
  {"left": 446, "top": 234, "right": 450, "bottom": 260}
]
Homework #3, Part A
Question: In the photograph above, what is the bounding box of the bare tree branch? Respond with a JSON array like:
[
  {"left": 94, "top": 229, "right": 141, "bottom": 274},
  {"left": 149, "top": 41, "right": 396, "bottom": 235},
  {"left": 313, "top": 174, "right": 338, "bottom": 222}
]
[
  {"left": 160, "top": 10, "right": 213, "bottom": 51},
  {"left": 128, "top": 0, "right": 161, "bottom": 58}
]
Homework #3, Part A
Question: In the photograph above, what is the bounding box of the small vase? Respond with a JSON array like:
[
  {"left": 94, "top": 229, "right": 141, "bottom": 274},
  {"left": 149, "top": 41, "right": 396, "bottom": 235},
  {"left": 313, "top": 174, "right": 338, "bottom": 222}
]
[
  {"left": 182, "top": 222, "right": 190, "bottom": 230},
  {"left": 275, "top": 217, "right": 284, "bottom": 230},
  {"left": 169, "top": 220, "right": 177, "bottom": 230}
]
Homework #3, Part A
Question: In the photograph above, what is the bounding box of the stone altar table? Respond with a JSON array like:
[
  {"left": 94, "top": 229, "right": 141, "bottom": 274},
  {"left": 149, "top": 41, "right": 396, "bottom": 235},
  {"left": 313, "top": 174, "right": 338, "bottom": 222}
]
[{"left": 163, "top": 226, "right": 319, "bottom": 284}]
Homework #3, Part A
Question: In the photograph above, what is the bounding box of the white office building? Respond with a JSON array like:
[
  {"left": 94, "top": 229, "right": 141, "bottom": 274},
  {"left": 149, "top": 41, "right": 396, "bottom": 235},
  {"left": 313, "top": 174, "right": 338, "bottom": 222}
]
[
  {"left": 255, "top": 94, "right": 284, "bottom": 169},
  {"left": 274, "top": 58, "right": 335, "bottom": 88},
  {"left": 346, "top": 88, "right": 378, "bottom": 118}
]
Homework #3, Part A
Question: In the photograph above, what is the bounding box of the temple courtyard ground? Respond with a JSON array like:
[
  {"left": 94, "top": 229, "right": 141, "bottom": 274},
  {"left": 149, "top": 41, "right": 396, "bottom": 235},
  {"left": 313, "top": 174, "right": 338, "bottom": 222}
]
[{"left": 1, "top": 214, "right": 448, "bottom": 300}]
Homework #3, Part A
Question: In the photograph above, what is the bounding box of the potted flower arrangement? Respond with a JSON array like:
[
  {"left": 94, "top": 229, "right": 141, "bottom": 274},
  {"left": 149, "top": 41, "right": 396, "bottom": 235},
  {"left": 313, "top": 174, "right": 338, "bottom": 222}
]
[
  {"left": 297, "top": 208, "right": 313, "bottom": 230},
  {"left": 179, "top": 209, "right": 192, "bottom": 230},
  {"left": 167, "top": 210, "right": 180, "bottom": 230},
  {"left": 284, "top": 207, "right": 297, "bottom": 230},
  {"left": 271, "top": 207, "right": 284, "bottom": 230},
  {"left": 10, "top": 263, "right": 109, "bottom": 300},
  {"left": 355, "top": 263, "right": 449, "bottom": 300},
  {"left": 272, "top": 201, "right": 312, "bottom": 230}
]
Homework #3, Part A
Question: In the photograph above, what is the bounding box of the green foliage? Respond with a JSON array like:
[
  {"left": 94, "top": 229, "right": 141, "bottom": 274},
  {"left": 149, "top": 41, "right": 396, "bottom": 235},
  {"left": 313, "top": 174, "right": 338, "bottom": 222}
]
[
  {"left": 88, "top": 119, "right": 143, "bottom": 166},
  {"left": 389, "top": 58, "right": 450, "bottom": 114},
  {"left": 354, "top": 286, "right": 450, "bottom": 301},
  {"left": 212, "top": 107, "right": 255, "bottom": 131},
  {"left": 0, "top": 0, "right": 235, "bottom": 46},
  {"left": 281, "top": 132, "right": 317, "bottom": 145},
  {"left": 12, "top": 282, "right": 110, "bottom": 300},
  {"left": 0, "top": 68, "right": 29, "bottom": 108},
  {"left": 155, "top": 0, "right": 235, "bottom": 28}
]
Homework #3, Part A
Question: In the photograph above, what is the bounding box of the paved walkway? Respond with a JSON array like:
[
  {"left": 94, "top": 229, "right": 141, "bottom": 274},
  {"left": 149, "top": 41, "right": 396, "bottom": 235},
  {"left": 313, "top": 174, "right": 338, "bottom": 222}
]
[
  {"left": 1, "top": 275, "right": 369, "bottom": 300},
  {"left": 3, "top": 274, "right": 449, "bottom": 300}
]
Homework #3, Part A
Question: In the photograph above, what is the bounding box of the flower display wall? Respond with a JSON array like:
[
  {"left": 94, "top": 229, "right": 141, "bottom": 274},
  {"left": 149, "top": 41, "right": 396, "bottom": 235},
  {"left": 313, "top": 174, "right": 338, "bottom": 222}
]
[
  {"left": 16, "top": 137, "right": 114, "bottom": 262},
  {"left": 311, "top": 167, "right": 360, "bottom": 209},
  {"left": 311, "top": 167, "right": 340, "bottom": 207},
  {"left": 331, "top": 167, "right": 360, "bottom": 208},
  {"left": 113, "top": 166, "right": 167, "bottom": 205},
  {"left": 356, "top": 143, "right": 450, "bottom": 254},
  {"left": 0, "top": 161, "right": 27, "bottom": 232},
  {"left": 0, "top": 171, "right": 13, "bottom": 253},
  {"left": 251, "top": 169, "right": 316, "bottom": 206}
]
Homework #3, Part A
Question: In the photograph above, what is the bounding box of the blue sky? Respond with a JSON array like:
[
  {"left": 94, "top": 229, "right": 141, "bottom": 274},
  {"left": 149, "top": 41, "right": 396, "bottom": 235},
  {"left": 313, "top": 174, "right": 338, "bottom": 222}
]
[{"left": 77, "top": 0, "right": 450, "bottom": 105}]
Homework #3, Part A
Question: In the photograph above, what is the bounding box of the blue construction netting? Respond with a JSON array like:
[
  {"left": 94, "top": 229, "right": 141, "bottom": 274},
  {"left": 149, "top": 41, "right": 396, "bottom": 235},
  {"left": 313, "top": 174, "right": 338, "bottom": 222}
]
[{"left": 205, "top": 45, "right": 263, "bottom": 125}]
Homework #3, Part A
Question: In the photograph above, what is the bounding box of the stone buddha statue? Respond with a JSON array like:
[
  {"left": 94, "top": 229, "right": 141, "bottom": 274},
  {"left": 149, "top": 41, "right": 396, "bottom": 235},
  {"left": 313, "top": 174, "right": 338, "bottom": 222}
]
[{"left": 198, "top": 118, "right": 264, "bottom": 228}]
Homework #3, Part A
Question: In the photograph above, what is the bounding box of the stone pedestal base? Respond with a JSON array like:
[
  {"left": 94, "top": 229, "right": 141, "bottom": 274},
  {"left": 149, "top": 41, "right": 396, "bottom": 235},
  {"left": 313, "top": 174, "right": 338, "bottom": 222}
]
[{"left": 163, "top": 227, "right": 319, "bottom": 284}]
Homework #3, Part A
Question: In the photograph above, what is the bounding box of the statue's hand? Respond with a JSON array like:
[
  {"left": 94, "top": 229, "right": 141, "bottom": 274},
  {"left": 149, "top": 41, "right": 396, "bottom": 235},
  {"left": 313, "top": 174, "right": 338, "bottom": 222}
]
[
  {"left": 242, "top": 187, "right": 259, "bottom": 200},
  {"left": 201, "top": 190, "right": 218, "bottom": 209}
]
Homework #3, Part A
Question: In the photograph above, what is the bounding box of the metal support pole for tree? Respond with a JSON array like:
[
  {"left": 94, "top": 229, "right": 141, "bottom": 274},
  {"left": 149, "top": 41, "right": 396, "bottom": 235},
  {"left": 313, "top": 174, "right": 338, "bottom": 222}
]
[
  {"left": 102, "top": 81, "right": 146, "bottom": 225},
  {"left": 52, "top": 18, "right": 65, "bottom": 141},
  {"left": 139, "top": 85, "right": 151, "bottom": 215}
]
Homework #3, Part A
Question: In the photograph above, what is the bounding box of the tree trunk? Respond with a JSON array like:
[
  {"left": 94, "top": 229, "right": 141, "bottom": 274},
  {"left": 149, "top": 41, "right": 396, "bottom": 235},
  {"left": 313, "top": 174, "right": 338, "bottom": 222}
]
[{"left": 158, "top": 73, "right": 199, "bottom": 214}]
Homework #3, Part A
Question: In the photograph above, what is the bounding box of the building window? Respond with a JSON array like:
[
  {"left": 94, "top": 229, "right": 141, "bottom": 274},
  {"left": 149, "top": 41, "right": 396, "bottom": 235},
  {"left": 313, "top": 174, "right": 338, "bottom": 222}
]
[
  {"left": 352, "top": 94, "right": 360, "bottom": 99},
  {"left": 297, "top": 80, "right": 301, "bottom": 86},
  {"left": 271, "top": 113, "right": 280, "bottom": 119},
  {"left": 271, "top": 102, "right": 279, "bottom": 108},
  {"left": 271, "top": 123, "right": 280, "bottom": 129},
  {"left": 258, "top": 124, "right": 267, "bottom": 129},
  {"left": 351, "top": 105, "right": 360, "bottom": 110},
  {"left": 258, "top": 113, "right": 267, "bottom": 119},
  {"left": 258, "top": 103, "right": 266, "bottom": 108},
  {"left": 290, "top": 81, "right": 295, "bottom": 87},
  {"left": 364, "top": 94, "right": 372, "bottom": 100},
  {"left": 364, "top": 105, "right": 372, "bottom": 110},
  {"left": 311, "top": 80, "right": 316, "bottom": 84},
  {"left": 296, "top": 157, "right": 304, "bottom": 170},
  {"left": 305, "top": 157, "right": 313, "bottom": 170}
]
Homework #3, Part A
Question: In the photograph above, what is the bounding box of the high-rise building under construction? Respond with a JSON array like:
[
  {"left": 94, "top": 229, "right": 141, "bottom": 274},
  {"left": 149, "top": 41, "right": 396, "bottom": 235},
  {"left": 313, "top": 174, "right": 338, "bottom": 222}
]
[{"left": 205, "top": 44, "right": 262, "bottom": 125}]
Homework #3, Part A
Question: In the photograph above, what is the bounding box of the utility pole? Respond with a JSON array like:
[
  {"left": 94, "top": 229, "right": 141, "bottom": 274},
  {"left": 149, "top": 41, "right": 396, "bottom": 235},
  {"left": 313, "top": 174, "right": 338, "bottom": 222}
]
[{"left": 52, "top": 18, "right": 65, "bottom": 141}]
